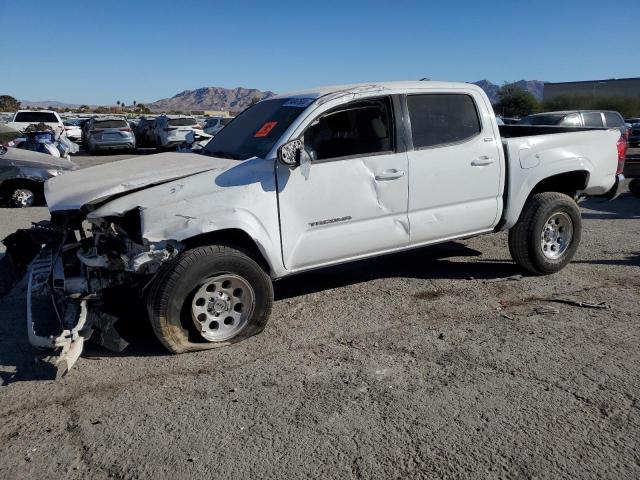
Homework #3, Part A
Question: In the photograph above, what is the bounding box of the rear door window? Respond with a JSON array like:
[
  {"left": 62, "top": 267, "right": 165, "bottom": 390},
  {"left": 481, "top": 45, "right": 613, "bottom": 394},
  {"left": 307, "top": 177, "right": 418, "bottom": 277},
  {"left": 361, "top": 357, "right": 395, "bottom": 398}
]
[
  {"left": 407, "top": 94, "right": 481, "bottom": 148},
  {"left": 582, "top": 112, "right": 604, "bottom": 127}
]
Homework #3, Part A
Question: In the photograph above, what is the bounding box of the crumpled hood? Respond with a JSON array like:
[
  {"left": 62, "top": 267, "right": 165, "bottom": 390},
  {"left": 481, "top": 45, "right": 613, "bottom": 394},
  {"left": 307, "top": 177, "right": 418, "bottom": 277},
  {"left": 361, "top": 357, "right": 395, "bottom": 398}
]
[
  {"left": 45, "top": 152, "right": 232, "bottom": 211},
  {"left": 0, "top": 146, "right": 78, "bottom": 170}
]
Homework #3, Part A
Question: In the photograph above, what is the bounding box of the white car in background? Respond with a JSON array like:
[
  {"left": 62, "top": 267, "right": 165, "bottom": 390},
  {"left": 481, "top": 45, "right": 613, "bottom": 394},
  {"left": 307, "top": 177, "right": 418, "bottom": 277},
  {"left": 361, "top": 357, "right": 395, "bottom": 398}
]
[
  {"left": 63, "top": 120, "right": 83, "bottom": 142},
  {"left": 152, "top": 115, "right": 203, "bottom": 150},
  {"left": 203, "top": 116, "right": 234, "bottom": 136},
  {"left": 7, "top": 110, "right": 65, "bottom": 136}
]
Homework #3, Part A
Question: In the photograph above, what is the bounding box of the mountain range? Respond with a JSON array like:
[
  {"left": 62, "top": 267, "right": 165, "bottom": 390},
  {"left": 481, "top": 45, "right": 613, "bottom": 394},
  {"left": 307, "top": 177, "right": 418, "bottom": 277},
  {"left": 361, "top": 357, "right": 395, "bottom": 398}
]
[
  {"left": 19, "top": 80, "right": 545, "bottom": 112},
  {"left": 146, "top": 87, "right": 276, "bottom": 113}
]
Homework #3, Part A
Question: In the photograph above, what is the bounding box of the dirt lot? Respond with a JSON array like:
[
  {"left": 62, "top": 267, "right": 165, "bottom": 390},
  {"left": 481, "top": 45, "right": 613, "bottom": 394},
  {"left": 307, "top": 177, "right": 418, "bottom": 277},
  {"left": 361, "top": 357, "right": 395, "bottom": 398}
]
[{"left": 0, "top": 150, "right": 639, "bottom": 479}]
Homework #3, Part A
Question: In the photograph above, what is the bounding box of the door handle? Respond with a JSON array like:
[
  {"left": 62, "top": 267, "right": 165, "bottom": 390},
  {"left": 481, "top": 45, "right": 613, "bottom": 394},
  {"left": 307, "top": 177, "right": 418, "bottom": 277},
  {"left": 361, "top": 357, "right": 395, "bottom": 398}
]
[
  {"left": 375, "top": 169, "right": 406, "bottom": 181},
  {"left": 471, "top": 156, "right": 495, "bottom": 167}
]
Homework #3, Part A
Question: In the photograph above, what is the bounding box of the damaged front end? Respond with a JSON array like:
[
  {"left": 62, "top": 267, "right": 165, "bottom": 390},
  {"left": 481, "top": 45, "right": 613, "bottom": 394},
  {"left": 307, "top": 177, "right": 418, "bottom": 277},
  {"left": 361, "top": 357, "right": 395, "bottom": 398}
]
[{"left": 2, "top": 209, "right": 183, "bottom": 375}]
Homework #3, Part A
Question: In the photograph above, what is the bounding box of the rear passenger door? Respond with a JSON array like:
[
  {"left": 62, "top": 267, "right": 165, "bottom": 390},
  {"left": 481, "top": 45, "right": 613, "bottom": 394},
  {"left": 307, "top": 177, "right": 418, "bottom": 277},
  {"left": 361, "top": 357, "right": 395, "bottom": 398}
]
[{"left": 405, "top": 92, "right": 502, "bottom": 244}]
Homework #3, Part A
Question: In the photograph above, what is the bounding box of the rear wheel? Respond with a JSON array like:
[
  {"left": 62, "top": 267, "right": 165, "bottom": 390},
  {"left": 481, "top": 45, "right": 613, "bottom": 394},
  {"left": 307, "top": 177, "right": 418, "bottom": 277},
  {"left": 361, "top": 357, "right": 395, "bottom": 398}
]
[
  {"left": 508, "top": 192, "right": 582, "bottom": 275},
  {"left": 146, "top": 245, "right": 273, "bottom": 353},
  {"left": 629, "top": 179, "right": 640, "bottom": 198}
]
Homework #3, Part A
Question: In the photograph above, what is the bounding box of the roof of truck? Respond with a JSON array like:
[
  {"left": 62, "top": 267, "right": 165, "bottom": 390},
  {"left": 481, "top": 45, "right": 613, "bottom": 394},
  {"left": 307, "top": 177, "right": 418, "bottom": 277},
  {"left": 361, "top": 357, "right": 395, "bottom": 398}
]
[{"left": 274, "top": 81, "right": 482, "bottom": 100}]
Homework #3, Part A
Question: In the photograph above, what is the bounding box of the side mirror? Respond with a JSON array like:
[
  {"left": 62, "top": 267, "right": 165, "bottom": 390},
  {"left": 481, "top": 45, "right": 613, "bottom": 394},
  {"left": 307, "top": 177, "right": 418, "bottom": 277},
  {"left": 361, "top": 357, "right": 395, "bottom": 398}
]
[{"left": 277, "top": 139, "right": 304, "bottom": 166}]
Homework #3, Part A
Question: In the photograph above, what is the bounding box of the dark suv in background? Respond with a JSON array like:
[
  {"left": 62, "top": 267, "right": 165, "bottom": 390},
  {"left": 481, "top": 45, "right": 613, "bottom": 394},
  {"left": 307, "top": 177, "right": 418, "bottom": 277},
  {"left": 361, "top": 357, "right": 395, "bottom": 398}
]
[{"left": 625, "top": 118, "right": 640, "bottom": 148}]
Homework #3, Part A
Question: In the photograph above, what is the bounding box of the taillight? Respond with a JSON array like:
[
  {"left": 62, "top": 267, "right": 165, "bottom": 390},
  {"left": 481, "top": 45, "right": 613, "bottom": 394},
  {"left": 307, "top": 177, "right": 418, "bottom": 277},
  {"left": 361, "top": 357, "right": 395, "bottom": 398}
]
[
  {"left": 91, "top": 128, "right": 103, "bottom": 134},
  {"left": 163, "top": 127, "right": 177, "bottom": 132},
  {"left": 616, "top": 134, "right": 627, "bottom": 175},
  {"left": 120, "top": 128, "right": 132, "bottom": 132}
]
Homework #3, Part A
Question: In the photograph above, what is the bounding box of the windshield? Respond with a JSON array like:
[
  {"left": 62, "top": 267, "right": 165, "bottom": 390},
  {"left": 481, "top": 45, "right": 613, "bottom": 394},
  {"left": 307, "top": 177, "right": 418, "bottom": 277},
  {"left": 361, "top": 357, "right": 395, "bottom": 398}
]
[
  {"left": 168, "top": 117, "right": 197, "bottom": 127},
  {"left": 203, "top": 99, "right": 308, "bottom": 160}
]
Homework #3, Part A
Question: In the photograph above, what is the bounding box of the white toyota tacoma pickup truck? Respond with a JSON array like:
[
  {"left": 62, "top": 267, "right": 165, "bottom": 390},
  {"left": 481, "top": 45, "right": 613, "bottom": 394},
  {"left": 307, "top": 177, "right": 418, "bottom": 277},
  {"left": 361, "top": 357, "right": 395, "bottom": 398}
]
[{"left": 1, "top": 81, "right": 626, "bottom": 373}]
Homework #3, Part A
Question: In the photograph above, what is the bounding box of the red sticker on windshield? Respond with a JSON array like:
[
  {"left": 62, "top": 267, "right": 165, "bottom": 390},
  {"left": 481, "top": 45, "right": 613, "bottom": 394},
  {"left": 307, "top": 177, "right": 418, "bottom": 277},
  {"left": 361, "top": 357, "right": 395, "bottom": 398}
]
[{"left": 254, "top": 121, "right": 277, "bottom": 138}]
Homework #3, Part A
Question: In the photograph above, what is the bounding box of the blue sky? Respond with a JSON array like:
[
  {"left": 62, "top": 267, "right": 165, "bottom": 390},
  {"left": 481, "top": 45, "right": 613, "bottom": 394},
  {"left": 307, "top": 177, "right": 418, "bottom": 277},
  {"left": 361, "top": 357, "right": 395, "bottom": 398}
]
[{"left": 1, "top": 0, "right": 638, "bottom": 105}]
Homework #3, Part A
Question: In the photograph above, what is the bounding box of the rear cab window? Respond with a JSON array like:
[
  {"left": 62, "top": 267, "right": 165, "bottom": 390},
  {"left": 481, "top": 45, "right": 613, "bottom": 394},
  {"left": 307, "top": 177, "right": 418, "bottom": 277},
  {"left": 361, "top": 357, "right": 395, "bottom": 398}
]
[
  {"left": 407, "top": 94, "right": 481, "bottom": 148},
  {"left": 582, "top": 112, "right": 604, "bottom": 127},
  {"left": 603, "top": 112, "right": 624, "bottom": 127},
  {"left": 14, "top": 112, "right": 59, "bottom": 123}
]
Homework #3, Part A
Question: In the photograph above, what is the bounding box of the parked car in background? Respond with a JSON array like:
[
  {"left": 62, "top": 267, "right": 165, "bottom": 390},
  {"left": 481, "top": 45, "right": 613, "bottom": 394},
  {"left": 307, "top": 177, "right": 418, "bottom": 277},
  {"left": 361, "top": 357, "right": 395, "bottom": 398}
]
[
  {"left": 0, "top": 145, "right": 77, "bottom": 207},
  {"left": 203, "top": 116, "right": 234, "bottom": 136},
  {"left": 63, "top": 120, "right": 82, "bottom": 142},
  {"left": 625, "top": 118, "right": 640, "bottom": 148},
  {"left": 7, "top": 110, "right": 65, "bottom": 136},
  {"left": 84, "top": 117, "right": 136, "bottom": 153},
  {"left": 520, "top": 110, "right": 628, "bottom": 138},
  {"left": 133, "top": 116, "right": 157, "bottom": 147},
  {"left": 152, "top": 115, "right": 203, "bottom": 150}
]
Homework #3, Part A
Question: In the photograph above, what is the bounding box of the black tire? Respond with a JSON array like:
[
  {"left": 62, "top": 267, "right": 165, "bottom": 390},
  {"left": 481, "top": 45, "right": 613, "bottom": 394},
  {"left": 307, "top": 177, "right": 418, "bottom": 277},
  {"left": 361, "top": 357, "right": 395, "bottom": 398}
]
[
  {"left": 508, "top": 192, "right": 582, "bottom": 275},
  {"left": 146, "top": 245, "right": 273, "bottom": 353},
  {"left": 630, "top": 179, "right": 640, "bottom": 198},
  {"left": 0, "top": 180, "right": 43, "bottom": 208}
]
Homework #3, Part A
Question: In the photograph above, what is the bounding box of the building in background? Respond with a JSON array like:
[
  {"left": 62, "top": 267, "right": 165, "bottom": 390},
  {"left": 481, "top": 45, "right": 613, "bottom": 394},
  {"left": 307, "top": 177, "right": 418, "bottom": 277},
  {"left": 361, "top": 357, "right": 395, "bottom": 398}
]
[{"left": 544, "top": 77, "right": 640, "bottom": 100}]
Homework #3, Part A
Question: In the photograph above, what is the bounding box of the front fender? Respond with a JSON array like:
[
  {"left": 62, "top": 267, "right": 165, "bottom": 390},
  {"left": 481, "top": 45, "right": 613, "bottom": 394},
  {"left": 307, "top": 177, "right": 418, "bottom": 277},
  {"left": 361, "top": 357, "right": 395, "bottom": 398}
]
[{"left": 139, "top": 202, "right": 285, "bottom": 278}]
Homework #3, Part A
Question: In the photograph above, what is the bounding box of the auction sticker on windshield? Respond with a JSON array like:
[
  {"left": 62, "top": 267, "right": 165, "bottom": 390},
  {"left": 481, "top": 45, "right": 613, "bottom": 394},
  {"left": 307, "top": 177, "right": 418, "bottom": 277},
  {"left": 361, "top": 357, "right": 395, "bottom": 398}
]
[{"left": 254, "top": 121, "right": 278, "bottom": 138}]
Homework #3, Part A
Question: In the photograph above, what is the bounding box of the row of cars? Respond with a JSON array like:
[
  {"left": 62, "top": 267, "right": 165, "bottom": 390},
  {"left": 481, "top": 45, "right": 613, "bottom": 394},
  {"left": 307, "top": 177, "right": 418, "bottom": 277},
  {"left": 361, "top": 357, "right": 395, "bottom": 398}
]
[
  {"left": 66, "top": 114, "right": 234, "bottom": 152},
  {"left": 7, "top": 110, "right": 236, "bottom": 154}
]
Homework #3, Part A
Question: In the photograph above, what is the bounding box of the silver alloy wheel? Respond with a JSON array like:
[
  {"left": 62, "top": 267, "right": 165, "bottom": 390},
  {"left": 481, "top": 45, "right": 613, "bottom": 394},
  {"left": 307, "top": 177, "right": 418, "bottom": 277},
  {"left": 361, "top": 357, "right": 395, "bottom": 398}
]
[
  {"left": 540, "top": 212, "right": 573, "bottom": 260},
  {"left": 191, "top": 274, "right": 255, "bottom": 342},
  {"left": 12, "top": 188, "right": 35, "bottom": 208}
]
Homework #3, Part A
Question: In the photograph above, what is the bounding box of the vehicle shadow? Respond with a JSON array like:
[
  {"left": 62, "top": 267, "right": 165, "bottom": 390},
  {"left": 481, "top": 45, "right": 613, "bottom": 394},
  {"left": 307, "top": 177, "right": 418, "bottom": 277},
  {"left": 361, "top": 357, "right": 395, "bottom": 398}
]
[
  {"left": 581, "top": 192, "right": 640, "bottom": 220},
  {"left": 574, "top": 252, "right": 640, "bottom": 268},
  {"left": 0, "top": 241, "right": 521, "bottom": 384},
  {"left": 274, "top": 241, "right": 521, "bottom": 300}
]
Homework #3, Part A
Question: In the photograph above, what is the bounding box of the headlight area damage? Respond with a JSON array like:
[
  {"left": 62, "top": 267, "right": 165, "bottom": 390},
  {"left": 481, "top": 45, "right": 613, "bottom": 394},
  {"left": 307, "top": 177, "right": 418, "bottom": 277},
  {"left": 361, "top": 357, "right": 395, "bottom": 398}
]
[{"left": 1, "top": 209, "right": 183, "bottom": 376}]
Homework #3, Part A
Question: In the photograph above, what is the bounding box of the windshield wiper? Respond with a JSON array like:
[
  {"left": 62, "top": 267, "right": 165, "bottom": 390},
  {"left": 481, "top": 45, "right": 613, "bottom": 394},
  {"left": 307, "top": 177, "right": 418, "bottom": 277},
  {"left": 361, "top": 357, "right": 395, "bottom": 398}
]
[{"left": 205, "top": 150, "right": 240, "bottom": 160}]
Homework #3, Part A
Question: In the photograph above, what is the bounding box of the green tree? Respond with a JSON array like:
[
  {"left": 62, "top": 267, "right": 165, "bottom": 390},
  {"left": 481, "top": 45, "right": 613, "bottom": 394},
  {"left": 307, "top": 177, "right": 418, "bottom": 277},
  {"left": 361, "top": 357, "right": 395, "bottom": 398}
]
[
  {"left": 0, "top": 95, "right": 21, "bottom": 112},
  {"left": 136, "top": 103, "right": 151, "bottom": 114},
  {"left": 543, "top": 94, "right": 640, "bottom": 118},
  {"left": 78, "top": 105, "right": 89, "bottom": 112},
  {"left": 495, "top": 84, "right": 540, "bottom": 117}
]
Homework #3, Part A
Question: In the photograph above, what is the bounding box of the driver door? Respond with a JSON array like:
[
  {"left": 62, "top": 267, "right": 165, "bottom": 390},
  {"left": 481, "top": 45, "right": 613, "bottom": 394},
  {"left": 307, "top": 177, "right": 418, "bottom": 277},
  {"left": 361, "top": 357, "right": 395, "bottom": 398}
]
[{"left": 276, "top": 97, "right": 410, "bottom": 271}]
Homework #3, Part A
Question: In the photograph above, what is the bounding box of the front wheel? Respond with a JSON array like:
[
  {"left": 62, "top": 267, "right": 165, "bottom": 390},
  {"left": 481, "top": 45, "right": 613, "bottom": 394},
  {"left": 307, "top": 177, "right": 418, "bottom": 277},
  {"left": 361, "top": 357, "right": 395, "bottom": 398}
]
[
  {"left": 629, "top": 179, "right": 640, "bottom": 198},
  {"left": 147, "top": 245, "right": 273, "bottom": 353},
  {"left": 508, "top": 192, "right": 582, "bottom": 275}
]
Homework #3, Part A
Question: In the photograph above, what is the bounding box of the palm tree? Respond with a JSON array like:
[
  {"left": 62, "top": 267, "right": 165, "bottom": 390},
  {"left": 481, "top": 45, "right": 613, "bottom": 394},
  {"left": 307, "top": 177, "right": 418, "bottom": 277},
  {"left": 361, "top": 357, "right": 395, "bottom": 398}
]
[
  {"left": 133, "top": 100, "right": 137, "bottom": 109},
  {"left": 116, "top": 100, "right": 121, "bottom": 109}
]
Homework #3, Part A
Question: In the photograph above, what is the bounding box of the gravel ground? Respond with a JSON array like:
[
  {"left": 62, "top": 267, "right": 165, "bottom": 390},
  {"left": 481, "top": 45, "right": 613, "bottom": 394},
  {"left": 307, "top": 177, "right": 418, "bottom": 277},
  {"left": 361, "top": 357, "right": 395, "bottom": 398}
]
[{"left": 0, "top": 150, "right": 639, "bottom": 479}]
